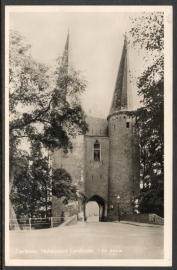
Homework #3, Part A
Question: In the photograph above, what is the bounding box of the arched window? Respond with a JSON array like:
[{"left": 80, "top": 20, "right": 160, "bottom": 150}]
[{"left": 93, "top": 140, "right": 101, "bottom": 161}]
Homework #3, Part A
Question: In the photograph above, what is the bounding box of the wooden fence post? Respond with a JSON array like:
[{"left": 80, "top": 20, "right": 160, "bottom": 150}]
[{"left": 29, "top": 218, "right": 31, "bottom": 230}]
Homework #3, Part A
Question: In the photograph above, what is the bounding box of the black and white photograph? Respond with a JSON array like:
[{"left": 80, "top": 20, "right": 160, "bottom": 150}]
[{"left": 5, "top": 5, "right": 172, "bottom": 267}]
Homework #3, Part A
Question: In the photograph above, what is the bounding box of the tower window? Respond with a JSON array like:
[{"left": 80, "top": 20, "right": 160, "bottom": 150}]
[
  {"left": 126, "top": 122, "right": 129, "bottom": 128},
  {"left": 94, "top": 143, "right": 100, "bottom": 149},
  {"left": 93, "top": 141, "right": 101, "bottom": 161}
]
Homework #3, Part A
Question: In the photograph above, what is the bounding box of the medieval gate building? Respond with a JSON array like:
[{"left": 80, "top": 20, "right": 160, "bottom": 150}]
[{"left": 52, "top": 35, "right": 140, "bottom": 221}]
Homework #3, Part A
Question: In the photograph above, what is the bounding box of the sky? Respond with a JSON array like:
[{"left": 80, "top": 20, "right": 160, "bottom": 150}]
[{"left": 9, "top": 11, "right": 145, "bottom": 118}]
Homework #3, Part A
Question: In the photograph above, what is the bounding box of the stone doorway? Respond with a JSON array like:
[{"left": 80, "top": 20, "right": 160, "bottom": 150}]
[
  {"left": 86, "top": 201, "right": 99, "bottom": 222},
  {"left": 85, "top": 195, "right": 107, "bottom": 222}
]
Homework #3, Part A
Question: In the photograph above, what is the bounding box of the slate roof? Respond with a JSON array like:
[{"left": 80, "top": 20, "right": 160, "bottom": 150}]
[{"left": 109, "top": 37, "right": 132, "bottom": 114}]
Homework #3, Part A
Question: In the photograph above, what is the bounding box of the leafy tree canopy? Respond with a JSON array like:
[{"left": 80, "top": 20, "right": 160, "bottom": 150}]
[
  {"left": 9, "top": 29, "right": 88, "bottom": 180},
  {"left": 129, "top": 12, "right": 164, "bottom": 52},
  {"left": 128, "top": 12, "right": 164, "bottom": 217},
  {"left": 10, "top": 128, "right": 86, "bottom": 218},
  {"left": 52, "top": 168, "right": 87, "bottom": 205},
  {"left": 9, "top": 30, "right": 88, "bottom": 222}
]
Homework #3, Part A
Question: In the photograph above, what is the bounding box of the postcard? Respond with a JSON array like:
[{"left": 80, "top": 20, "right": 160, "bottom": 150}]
[{"left": 5, "top": 5, "right": 172, "bottom": 267}]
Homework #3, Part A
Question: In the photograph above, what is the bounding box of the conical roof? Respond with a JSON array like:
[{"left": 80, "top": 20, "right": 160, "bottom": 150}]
[
  {"left": 65, "top": 32, "right": 69, "bottom": 50},
  {"left": 60, "top": 32, "right": 69, "bottom": 75},
  {"left": 55, "top": 32, "right": 69, "bottom": 106},
  {"left": 109, "top": 37, "right": 132, "bottom": 114}
]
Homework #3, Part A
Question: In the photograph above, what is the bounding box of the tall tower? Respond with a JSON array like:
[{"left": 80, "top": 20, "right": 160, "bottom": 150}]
[{"left": 107, "top": 37, "right": 140, "bottom": 221}]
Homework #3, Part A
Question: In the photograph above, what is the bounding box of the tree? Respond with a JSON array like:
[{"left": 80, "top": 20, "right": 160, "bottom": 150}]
[
  {"left": 52, "top": 168, "right": 86, "bottom": 205},
  {"left": 10, "top": 142, "right": 86, "bottom": 220},
  {"left": 129, "top": 12, "right": 164, "bottom": 51},
  {"left": 10, "top": 141, "right": 51, "bottom": 219},
  {"left": 128, "top": 12, "right": 164, "bottom": 216},
  {"left": 28, "top": 141, "right": 51, "bottom": 218},
  {"left": 10, "top": 151, "right": 31, "bottom": 220},
  {"left": 9, "top": 30, "right": 88, "bottom": 225}
]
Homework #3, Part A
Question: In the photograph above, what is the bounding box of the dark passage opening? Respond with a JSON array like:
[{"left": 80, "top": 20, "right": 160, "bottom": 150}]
[{"left": 86, "top": 195, "right": 107, "bottom": 222}]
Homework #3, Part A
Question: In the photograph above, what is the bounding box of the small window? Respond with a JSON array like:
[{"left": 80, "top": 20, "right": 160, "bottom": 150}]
[
  {"left": 94, "top": 150, "right": 100, "bottom": 161},
  {"left": 94, "top": 143, "right": 100, "bottom": 149},
  {"left": 126, "top": 122, "right": 129, "bottom": 128},
  {"left": 93, "top": 141, "right": 101, "bottom": 161}
]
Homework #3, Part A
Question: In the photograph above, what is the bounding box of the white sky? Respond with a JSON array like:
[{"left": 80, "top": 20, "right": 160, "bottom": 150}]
[{"left": 9, "top": 11, "right": 145, "bottom": 117}]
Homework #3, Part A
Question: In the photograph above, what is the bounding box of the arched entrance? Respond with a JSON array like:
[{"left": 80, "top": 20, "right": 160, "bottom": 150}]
[
  {"left": 86, "top": 201, "right": 99, "bottom": 222},
  {"left": 85, "top": 195, "right": 107, "bottom": 222}
]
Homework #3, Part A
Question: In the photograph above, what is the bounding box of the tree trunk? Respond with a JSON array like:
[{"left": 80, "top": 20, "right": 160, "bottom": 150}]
[{"left": 9, "top": 170, "right": 20, "bottom": 230}]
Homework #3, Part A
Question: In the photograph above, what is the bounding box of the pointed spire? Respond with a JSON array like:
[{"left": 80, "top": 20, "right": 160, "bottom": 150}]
[
  {"left": 109, "top": 36, "right": 132, "bottom": 114},
  {"left": 64, "top": 31, "right": 69, "bottom": 52},
  {"left": 56, "top": 32, "right": 69, "bottom": 104},
  {"left": 61, "top": 32, "right": 69, "bottom": 73}
]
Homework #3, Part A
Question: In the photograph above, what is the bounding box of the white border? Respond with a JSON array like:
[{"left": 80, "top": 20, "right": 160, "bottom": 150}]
[{"left": 5, "top": 5, "right": 172, "bottom": 267}]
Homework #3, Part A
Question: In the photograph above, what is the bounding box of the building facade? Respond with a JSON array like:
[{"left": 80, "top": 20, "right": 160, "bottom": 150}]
[{"left": 52, "top": 36, "right": 140, "bottom": 221}]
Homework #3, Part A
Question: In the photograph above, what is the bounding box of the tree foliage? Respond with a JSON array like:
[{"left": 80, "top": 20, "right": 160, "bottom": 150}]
[
  {"left": 129, "top": 12, "right": 164, "bottom": 217},
  {"left": 129, "top": 12, "right": 164, "bottom": 52},
  {"left": 10, "top": 143, "right": 86, "bottom": 218},
  {"left": 9, "top": 30, "right": 88, "bottom": 161},
  {"left": 9, "top": 30, "right": 88, "bottom": 219},
  {"left": 52, "top": 168, "right": 87, "bottom": 205},
  {"left": 10, "top": 141, "right": 51, "bottom": 218}
]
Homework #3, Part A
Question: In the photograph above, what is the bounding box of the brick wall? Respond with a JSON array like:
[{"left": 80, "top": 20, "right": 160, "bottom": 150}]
[
  {"left": 122, "top": 213, "right": 164, "bottom": 225},
  {"left": 51, "top": 114, "right": 140, "bottom": 222},
  {"left": 86, "top": 116, "right": 108, "bottom": 136},
  {"left": 149, "top": 214, "right": 164, "bottom": 225},
  {"left": 84, "top": 136, "right": 109, "bottom": 203},
  {"left": 108, "top": 113, "right": 140, "bottom": 221}
]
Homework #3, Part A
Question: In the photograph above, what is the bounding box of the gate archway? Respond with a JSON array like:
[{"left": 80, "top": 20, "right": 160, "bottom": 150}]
[
  {"left": 86, "top": 201, "right": 99, "bottom": 222},
  {"left": 85, "top": 195, "right": 107, "bottom": 222}
]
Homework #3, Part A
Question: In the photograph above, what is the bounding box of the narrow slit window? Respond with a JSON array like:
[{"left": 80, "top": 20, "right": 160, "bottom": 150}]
[{"left": 126, "top": 122, "right": 129, "bottom": 128}]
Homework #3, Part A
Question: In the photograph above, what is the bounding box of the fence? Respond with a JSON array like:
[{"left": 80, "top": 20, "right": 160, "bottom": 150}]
[{"left": 9, "top": 216, "right": 72, "bottom": 230}]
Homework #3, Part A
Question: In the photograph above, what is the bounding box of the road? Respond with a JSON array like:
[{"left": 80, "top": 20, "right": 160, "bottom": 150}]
[{"left": 9, "top": 218, "right": 164, "bottom": 260}]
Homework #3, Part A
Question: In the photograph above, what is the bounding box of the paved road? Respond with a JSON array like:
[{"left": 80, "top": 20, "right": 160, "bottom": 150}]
[
  {"left": 87, "top": 215, "right": 99, "bottom": 222},
  {"left": 9, "top": 220, "right": 163, "bottom": 260}
]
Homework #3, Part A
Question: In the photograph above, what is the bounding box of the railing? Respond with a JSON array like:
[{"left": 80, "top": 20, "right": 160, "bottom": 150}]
[
  {"left": 86, "top": 129, "right": 108, "bottom": 136},
  {"left": 9, "top": 216, "right": 72, "bottom": 230}
]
